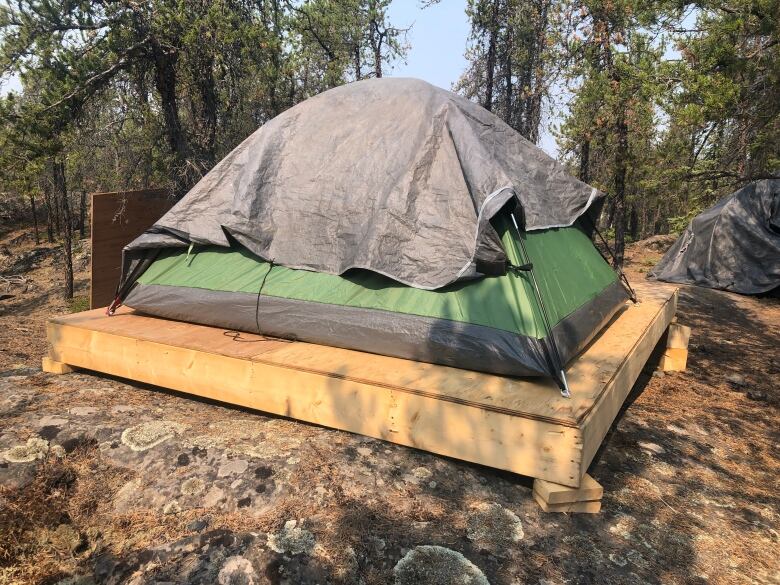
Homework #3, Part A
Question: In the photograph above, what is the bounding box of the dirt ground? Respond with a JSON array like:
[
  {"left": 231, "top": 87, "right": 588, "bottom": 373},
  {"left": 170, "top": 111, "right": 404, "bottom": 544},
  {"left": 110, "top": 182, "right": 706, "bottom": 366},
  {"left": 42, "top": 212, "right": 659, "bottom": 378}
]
[{"left": 0, "top": 227, "right": 778, "bottom": 585}]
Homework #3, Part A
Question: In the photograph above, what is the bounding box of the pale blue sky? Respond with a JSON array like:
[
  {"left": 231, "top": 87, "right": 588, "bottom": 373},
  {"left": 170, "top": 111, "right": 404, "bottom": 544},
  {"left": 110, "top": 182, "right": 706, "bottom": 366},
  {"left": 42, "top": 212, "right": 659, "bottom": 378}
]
[
  {"left": 386, "top": 0, "right": 560, "bottom": 157},
  {"left": 386, "top": 0, "right": 470, "bottom": 90}
]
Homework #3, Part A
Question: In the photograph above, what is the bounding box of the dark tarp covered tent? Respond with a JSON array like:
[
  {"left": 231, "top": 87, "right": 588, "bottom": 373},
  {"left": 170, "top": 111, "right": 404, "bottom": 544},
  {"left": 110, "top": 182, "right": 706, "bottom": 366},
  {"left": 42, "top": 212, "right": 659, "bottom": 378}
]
[
  {"left": 114, "top": 78, "right": 630, "bottom": 392},
  {"left": 651, "top": 178, "right": 780, "bottom": 294}
]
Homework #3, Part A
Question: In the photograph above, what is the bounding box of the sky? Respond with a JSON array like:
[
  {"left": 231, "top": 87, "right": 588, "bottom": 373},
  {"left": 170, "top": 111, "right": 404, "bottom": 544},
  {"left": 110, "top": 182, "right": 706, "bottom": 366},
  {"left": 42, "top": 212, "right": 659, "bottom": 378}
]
[
  {"left": 385, "top": 0, "right": 470, "bottom": 90},
  {"left": 386, "top": 0, "right": 561, "bottom": 157}
]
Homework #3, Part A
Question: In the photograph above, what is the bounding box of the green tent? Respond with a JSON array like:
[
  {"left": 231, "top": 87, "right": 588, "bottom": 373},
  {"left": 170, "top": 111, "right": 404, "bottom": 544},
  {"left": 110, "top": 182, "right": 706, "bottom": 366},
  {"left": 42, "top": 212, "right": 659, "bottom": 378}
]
[{"left": 116, "top": 79, "right": 630, "bottom": 395}]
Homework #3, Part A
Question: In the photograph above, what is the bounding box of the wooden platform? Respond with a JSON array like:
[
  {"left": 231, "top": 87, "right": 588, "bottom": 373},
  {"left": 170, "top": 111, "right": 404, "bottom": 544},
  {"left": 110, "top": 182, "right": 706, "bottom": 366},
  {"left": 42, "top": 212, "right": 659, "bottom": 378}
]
[{"left": 44, "top": 281, "right": 678, "bottom": 488}]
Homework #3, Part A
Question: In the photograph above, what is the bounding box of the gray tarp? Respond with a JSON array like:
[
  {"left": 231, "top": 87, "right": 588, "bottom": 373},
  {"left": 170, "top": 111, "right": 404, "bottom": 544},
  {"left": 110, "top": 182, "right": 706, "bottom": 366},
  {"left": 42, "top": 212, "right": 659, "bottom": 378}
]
[
  {"left": 651, "top": 178, "right": 780, "bottom": 294},
  {"left": 124, "top": 77, "right": 600, "bottom": 290}
]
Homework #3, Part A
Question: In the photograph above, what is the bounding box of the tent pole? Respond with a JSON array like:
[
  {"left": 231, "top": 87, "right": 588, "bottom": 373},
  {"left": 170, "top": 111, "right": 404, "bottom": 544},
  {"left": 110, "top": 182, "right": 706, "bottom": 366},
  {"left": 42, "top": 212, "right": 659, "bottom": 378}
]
[
  {"left": 510, "top": 212, "right": 571, "bottom": 398},
  {"left": 582, "top": 214, "right": 637, "bottom": 303}
]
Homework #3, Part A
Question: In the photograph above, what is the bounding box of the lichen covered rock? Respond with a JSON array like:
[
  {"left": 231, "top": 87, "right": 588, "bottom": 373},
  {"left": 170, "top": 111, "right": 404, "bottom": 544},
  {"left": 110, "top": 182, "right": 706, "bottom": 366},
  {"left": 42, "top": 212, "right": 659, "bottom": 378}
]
[
  {"left": 120, "top": 421, "right": 186, "bottom": 452},
  {"left": 393, "top": 545, "right": 490, "bottom": 585},
  {"left": 465, "top": 502, "right": 524, "bottom": 556},
  {"left": 3, "top": 437, "right": 49, "bottom": 462},
  {"left": 181, "top": 477, "right": 205, "bottom": 496},
  {"left": 217, "top": 556, "right": 258, "bottom": 585},
  {"left": 267, "top": 519, "right": 316, "bottom": 555}
]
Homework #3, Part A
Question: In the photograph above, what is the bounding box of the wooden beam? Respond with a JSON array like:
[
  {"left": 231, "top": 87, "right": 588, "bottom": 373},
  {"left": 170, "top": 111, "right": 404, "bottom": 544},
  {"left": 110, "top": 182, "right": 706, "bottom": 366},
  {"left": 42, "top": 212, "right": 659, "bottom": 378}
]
[
  {"left": 577, "top": 286, "right": 678, "bottom": 476},
  {"left": 46, "top": 318, "right": 583, "bottom": 484},
  {"left": 659, "top": 322, "right": 690, "bottom": 372},
  {"left": 533, "top": 491, "right": 602, "bottom": 513},
  {"left": 659, "top": 348, "right": 688, "bottom": 372},
  {"left": 666, "top": 322, "right": 691, "bottom": 349},
  {"left": 533, "top": 473, "right": 603, "bottom": 505},
  {"left": 41, "top": 357, "right": 76, "bottom": 374}
]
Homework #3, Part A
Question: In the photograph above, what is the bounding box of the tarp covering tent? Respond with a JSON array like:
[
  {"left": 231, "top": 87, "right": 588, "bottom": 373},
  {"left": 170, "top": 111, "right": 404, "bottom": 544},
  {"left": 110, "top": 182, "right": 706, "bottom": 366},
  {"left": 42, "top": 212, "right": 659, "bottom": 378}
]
[
  {"left": 114, "top": 78, "right": 629, "bottom": 391},
  {"left": 651, "top": 178, "right": 780, "bottom": 294}
]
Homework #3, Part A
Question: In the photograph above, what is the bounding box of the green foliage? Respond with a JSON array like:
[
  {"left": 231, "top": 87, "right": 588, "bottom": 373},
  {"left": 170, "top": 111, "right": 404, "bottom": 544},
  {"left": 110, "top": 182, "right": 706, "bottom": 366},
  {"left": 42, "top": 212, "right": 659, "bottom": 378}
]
[
  {"left": 0, "top": 0, "right": 777, "bottom": 283},
  {"left": 0, "top": 0, "right": 409, "bottom": 196},
  {"left": 555, "top": 0, "right": 779, "bottom": 247},
  {"left": 68, "top": 294, "right": 89, "bottom": 313},
  {"left": 0, "top": 0, "right": 409, "bottom": 296}
]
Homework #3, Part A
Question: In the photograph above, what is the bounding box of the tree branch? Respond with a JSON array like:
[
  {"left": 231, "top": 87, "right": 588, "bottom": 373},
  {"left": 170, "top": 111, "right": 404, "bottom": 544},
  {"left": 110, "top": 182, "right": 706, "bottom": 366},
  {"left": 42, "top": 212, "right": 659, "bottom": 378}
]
[{"left": 40, "top": 35, "right": 151, "bottom": 113}]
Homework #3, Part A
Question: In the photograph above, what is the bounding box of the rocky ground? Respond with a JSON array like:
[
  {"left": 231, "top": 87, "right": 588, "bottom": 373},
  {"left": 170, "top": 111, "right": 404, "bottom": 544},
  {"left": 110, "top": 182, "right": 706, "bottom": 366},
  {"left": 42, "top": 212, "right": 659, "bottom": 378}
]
[{"left": 0, "top": 227, "right": 778, "bottom": 585}]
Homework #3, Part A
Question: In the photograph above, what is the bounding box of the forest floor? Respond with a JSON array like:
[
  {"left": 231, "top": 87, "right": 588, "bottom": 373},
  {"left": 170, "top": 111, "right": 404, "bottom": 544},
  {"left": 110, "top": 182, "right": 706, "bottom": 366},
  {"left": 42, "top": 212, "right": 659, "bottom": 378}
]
[{"left": 0, "top": 226, "right": 778, "bottom": 585}]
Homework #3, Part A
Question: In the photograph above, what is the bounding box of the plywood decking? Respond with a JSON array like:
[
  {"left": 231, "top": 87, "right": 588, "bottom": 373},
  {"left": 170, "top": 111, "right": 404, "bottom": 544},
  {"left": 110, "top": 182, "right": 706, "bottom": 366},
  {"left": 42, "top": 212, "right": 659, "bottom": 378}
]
[{"left": 45, "top": 281, "right": 678, "bottom": 488}]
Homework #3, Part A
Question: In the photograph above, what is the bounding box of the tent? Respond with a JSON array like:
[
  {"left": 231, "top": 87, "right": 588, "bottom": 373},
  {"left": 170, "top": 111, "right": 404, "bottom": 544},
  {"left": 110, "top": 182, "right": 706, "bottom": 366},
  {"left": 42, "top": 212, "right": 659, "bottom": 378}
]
[
  {"left": 651, "top": 178, "right": 780, "bottom": 294},
  {"left": 113, "top": 78, "right": 630, "bottom": 394}
]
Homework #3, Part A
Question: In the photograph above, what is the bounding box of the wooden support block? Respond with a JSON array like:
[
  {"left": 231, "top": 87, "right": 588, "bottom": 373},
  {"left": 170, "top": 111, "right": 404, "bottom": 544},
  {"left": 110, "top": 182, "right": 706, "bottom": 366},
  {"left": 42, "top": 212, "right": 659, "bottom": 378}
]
[
  {"left": 659, "top": 347, "right": 688, "bottom": 372},
  {"left": 533, "top": 474, "right": 603, "bottom": 505},
  {"left": 666, "top": 322, "right": 691, "bottom": 349},
  {"left": 533, "top": 491, "right": 602, "bottom": 513},
  {"left": 42, "top": 357, "right": 76, "bottom": 374}
]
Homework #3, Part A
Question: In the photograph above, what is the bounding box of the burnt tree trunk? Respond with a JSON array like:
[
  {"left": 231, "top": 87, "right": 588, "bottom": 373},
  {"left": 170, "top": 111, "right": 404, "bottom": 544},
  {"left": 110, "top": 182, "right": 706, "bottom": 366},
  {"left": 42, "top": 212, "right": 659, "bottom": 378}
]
[
  {"left": 52, "top": 181, "right": 61, "bottom": 235},
  {"left": 53, "top": 159, "right": 74, "bottom": 299},
  {"left": 371, "top": 26, "right": 384, "bottom": 78},
  {"left": 579, "top": 140, "right": 590, "bottom": 183},
  {"left": 151, "top": 39, "right": 190, "bottom": 196},
  {"left": 268, "top": 0, "right": 283, "bottom": 117},
  {"left": 43, "top": 182, "right": 55, "bottom": 243},
  {"left": 483, "top": 0, "right": 499, "bottom": 112},
  {"left": 628, "top": 204, "right": 638, "bottom": 240},
  {"left": 29, "top": 193, "right": 40, "bottom": 245},
  {"left": 503, "top": 40, "right": 512, "bottom": 124},
  {"left": 367, "top": 5, "right": 386, "bottom": 79},
  {"left": 525, "top": 0, "right": 549, "bottom": 143},
  {"left": 190, "top": 36, "right": 218, "bottom": 176},
  {"left": 353, "top": 45, "right": 363, "bottom": 80},
  {"left": 78, "top": 191, "right": 87, "bottom": 238},
  {"left": 612, "top": 105, "right": 629, "bottom": 269}
]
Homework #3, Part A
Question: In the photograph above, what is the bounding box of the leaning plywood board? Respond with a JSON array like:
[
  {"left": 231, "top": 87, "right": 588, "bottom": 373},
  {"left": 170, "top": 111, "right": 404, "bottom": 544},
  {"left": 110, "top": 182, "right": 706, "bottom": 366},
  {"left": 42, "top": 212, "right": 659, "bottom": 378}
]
[
  {"left": 45, "top": 281, "right": 678, "bottom": 487},
  {"left": 90, "top": 189, "right": 173, "bottom": 309}
]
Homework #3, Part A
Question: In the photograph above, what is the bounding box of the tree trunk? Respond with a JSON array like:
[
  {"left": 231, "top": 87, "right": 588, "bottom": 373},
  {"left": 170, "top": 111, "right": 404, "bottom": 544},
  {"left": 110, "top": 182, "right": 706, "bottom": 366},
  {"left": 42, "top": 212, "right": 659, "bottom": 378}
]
[
  {"left": 525, "top": 0, "right": 549, "bottom": 143},
  {"left": 368, "top": 10, "right": 385, "bottom": 79},
  {"left": 628, "top": 204, "right": 638, "bottom": 240},
  {"left": 43, "top": 182, "right": 55, "bottom": 243},
  {"left": 579, "top": 140, "right": 590, "bottom": 183},
  {"left": 193, "top": 52, "right": 218, "bottom": 173},
  {"left": 373, "top": 39, "right": 383, "bottom": 78},
  {"left": 52, "top": 181, "right": 61, "bottom": 235},
  {"left": 53, "top": 159, "right": 74, "bottom": 299},
  {"left": 151, "top": 39, "right": 190, "bottom": 196},
  {"left": 502, "top": 0, "right": 512, "bottom": 124},
  {"left": 30, "top": 193, "right": 40, "bottom": 245},
  {"left": 78, "top": 191, "right": 87, "bottom": 238},
  {"left": 268, "top": 0, "right": 283, "bottom": 117},
  {"left": 353, "top": 45, "right": 363, "bottom": 80},
  {"left": 504, "top": 46, "right": 512, "bottom": 124},
  {"left": 612, "top": 106, "right": 629, "bottom": 269},
  {"left": 483, "top": 0, "right": 499, "bottom": 112}
]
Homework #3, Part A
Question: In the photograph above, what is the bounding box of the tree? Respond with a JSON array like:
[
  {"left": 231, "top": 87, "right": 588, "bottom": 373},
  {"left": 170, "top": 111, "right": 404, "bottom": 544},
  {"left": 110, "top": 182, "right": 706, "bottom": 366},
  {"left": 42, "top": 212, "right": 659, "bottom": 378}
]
[
  {"left": 663, "top": 1, "right": 780, "bottom": 187},
  {"left": 556, "top": 1, "right": 674, "bottom": 266},
  {"left": 457, "top": 0, "right": 558, "bottom": 143},
  {"left": 0, "top": 0, "right": 409, "bottom": 298}
]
